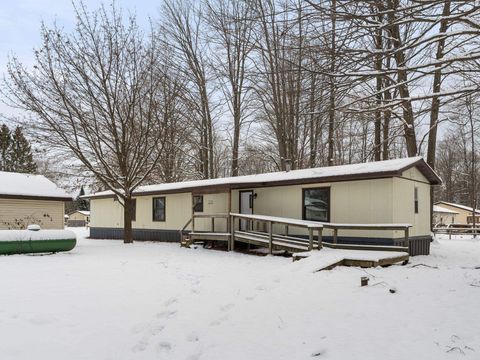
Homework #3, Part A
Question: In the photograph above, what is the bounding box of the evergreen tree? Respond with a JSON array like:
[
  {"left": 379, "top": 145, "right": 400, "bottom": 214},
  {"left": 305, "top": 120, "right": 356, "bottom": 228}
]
[
  {"left": 10, "top": 126, "right": 37, "bottom": 173},
  {"left": 76, "top": 186, "right": 90, "bottom": 211},
  {"left": 0, "top": 124, "right": 11, "bottom": 171}
]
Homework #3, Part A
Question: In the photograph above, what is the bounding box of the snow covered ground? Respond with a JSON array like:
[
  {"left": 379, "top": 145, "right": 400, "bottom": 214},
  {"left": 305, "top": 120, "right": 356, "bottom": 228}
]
[{"left": 0, "top": 228, "right": 479, "bottom": 360}]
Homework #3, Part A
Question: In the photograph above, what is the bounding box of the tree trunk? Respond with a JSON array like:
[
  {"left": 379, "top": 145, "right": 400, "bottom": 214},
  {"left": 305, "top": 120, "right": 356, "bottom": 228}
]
[
  {"left": 328, "top": 0, "right": 337, "bottom": 166},
  {"left": 427, "top": 0, "right": 451, "bottom": 169},
  {"left": 374, "top": 12, "right": 383, "bottom": 161},
  {"left": 123, "top": 196, "right": 133, "bottom": 244},
  {"left": 231, "top": 101, "right": 240, "bottom": 176},
  {"left": 386, "top": 0, "right": 417, "bottom": 157}
]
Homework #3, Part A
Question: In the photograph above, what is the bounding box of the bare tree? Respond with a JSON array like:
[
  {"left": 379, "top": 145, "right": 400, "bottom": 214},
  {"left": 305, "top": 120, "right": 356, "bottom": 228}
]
[
  {"left": 3, "top": 3, "right": 164, "bottom": 243},
  {"left": 205, "top": 0, "right": 254, "bottom": 176},
  {"left": 162, "top": 0, "right": 216, "bottom": 179}
]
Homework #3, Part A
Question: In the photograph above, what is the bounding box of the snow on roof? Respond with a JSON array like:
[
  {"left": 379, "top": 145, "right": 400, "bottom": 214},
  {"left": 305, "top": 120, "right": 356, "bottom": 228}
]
[
  {"left": 0, "top": 171, "right": 72, "bottom": 200},
  {"left": 85, "top": 156, "right": 440, "bottom": 199},
  {"left": 75, "top": 210, "right": 90, "bottom": 216},
  {"left": 436, "top": 201, "right": 480, "bottom": 214},
  {"left": 433, "top": 205, "right": 459, "bottom": 214}
]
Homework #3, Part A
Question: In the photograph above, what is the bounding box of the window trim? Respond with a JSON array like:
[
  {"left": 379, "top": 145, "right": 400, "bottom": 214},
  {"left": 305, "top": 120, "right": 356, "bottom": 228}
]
[
  {"left": 414, "top": 187, "right": 419, "bottom": 214},
  {"left": 152, "top": 197, "right": 166, "bottom": 222},
  {"left": 193, "top": 195, "right": 204, "bottom": 213},
  {"left": 302, "top": 187, "right": 330, "bottom": 222}
]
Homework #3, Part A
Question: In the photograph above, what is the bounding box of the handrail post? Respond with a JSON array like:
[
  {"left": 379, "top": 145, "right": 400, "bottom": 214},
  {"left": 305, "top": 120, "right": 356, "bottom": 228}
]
[
  {"left": 317, "top": 228, "right": 323, "bottom": 250},
  {"left": 192, "top": 216, "right": 195, "bottom": 232},
  {"left": 404, "top": 227, "right": 410, "bottom": 253},
  {"left": 211, "top": 217, "right": 215, "bottom": 232},
  {"left": 268, "top": 221, "right": 273, "bottom": 254},
  {"left": 230, "top": 215, "right": 235, "bottom": 251},
  {"left": 333, "top": 228, "right": 338, "bottom": 244},
  {"left": 308, "top": 228, "right": 314, "bottom": 251},
  {"left": 285, "top": 225, "right": 288, "bottom": 236}
]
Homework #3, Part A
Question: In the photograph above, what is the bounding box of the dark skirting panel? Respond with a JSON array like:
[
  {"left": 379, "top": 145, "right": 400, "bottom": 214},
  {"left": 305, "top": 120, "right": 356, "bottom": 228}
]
[
  {"left": 89, "top": 227, "right": 181, "bottom": 242},
  {"left": 312, "top": 235, "right": 431, "bottom": 256},
  {"left": 89, "top": 227, "right": 431, "bottom": 255}
]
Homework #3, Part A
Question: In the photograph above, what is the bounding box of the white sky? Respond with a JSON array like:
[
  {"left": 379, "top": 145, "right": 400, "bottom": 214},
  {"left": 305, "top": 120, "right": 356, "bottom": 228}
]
[{"left": 0, "top": 0, "right": 161, "bottom": 121}]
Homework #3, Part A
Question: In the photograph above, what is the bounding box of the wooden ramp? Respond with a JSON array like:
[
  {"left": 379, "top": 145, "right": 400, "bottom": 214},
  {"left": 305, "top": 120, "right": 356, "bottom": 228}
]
[
  {"left": 292, "top": 249, "right": 409, "bottom": 271},
  {"left": 180, "top": 212, "right": 411, "bottom": 267}
]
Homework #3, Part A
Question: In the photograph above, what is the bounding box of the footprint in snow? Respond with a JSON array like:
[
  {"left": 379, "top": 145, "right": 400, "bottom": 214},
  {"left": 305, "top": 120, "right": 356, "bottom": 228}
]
[
  {"left": 156, "top": 310, "right": 177, "bottom": 319},
  {"left": 186, "top": 332, "right": 200, "bottom": 342},
  {"left": 132, "top": 338, "right": 149, "bottom": 353},
  {"left": 164, "top": 297, "right": 178, "bottom": 307},
  {"left": 150, "top": 324, "right": 165, "bottom": 336},
  {"left": 220, "top": 303, "right": 235, "bottom": 312},
  {"left": 209, "top": 315, "right": 229, "bottom": 326},
  {"left": 186, "top": 352, "right": 202, "bottom": 360},
  {"left": 245, "top": 295, "right": 257, "bottom": 301},
  {"left": 157, "top": 341, "right": 172, "bottom": 352},
  {"left": 131, "top": 322, "right": 149, "bottom": 334}
]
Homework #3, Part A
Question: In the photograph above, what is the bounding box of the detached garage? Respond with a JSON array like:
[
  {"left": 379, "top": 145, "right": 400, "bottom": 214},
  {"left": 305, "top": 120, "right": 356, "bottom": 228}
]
[{"left": 0, "top": 171, "right": 72, "bottom": 229}]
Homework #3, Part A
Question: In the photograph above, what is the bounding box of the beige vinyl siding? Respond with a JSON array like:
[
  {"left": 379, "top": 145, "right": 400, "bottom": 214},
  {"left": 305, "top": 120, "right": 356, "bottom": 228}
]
[
  {"left": 433, "top": 211, "right": 457, "bottom": 225},
  {"left": 435, "top": 203, "right": 477, "bottom": 225},
  {"left": 393, "top": 167, "right": 432, "bottom": 237},
  {"left": 90, "top": 165, "right": 433, "bottom": 238},
  {"left": 69, "top": 212, "right": 88, "bottom": 221},
  {"left": 90, "top": 193, "right": 192, "bottom": 230},
  {"left": 0, "top": 198, "right": 64, "bottom": 229},
  {"left": 193, "top": 192, "right": 229, "bottom": 232},
  {"left": 232, "top": 178, "right": 395, "bottom": 238}
]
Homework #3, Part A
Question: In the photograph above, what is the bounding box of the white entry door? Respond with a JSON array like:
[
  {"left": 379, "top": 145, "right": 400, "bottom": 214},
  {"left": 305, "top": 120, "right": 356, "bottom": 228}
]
[{"left": 240, "top": 190, "right": 253, "bottom": 231}]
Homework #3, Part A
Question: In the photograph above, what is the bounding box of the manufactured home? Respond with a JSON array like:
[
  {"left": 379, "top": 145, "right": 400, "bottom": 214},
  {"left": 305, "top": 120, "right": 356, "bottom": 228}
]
[
  {"left": 433, "top": 205, "right": 459, "bottom": 226},
  {"left": 0, "top": 171, "right": 72, "bottom": 229},
  {"left": 434, "top": 201, "right": 480, "bottom": 225},
  {"left": 84, "top": 157, "right": 441, "bottom": 255},
  {"left": 67, "top": 210, "right": 90, "bottom": 227}
]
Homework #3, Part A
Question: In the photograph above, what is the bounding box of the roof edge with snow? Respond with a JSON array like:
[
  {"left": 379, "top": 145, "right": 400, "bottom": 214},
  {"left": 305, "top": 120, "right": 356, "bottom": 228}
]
[
  {"left": 0, "top": 171, "right": 72, "bottom": 201},
  {"left": 83, "top": 157, "right": 442, "bottom": 200}
]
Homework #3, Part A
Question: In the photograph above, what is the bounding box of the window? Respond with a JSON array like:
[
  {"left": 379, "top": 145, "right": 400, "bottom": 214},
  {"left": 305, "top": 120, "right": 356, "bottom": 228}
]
[
  {"left": 414, "top": 187, "right": 419, "bottom": 214},
  {"left": 467, "top": 216, "right": 480, "bottom": 224},
  {"left": 152, "top": 197, "right": 166, "bottom": 221},
  {"left": 193, "top": 195, "right": 204, "bottom": 212},
  {"left": 130, "top": 199, "right": 136, "bottom": 221},
  {"left": 303, "top": 188, "right": 330, "bottom": 222}
]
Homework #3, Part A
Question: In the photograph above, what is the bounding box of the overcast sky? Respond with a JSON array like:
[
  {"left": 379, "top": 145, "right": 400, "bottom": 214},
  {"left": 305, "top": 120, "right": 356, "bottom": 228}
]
[{"left": 0, "top": 0, "right": 161, "bottom": 120}]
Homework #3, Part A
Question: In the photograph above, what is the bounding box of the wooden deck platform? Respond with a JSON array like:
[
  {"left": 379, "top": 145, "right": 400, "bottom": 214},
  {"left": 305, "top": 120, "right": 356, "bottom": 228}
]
[
  {"left": 180, "top": 212, "right": 411, "bottom": 267},
  {"left": 292, "top": 249, "right": 410, "bottom": 271}
]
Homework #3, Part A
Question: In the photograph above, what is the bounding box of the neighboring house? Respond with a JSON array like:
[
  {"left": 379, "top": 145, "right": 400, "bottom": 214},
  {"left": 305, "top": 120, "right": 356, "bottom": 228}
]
[
  {"left": 432, "top": 205, "right": 459, "bottom": 226},
  {"left": 434, "top": 201, "right": 480, "bottom": 225},
  {"left": 0, "top": 171, "right": 72, "bottom": 229},
  {"left": 84, "top": 157, "right": 441, "bottom": 255},
  {"left": 67, "top": 210, "right": 90, "bottom": 227}
]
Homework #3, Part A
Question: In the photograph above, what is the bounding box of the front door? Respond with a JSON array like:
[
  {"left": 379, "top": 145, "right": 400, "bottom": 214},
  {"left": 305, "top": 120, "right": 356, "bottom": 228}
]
[{"left": 239, "top": 190, "right": 253, "bottom": 231}]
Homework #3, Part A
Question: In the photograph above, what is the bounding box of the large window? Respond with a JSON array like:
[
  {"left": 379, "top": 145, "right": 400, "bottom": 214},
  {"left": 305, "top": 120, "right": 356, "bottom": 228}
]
[
  {"left": 152, "top": 197, "right": 166, "bottom": 222},
  {"left": 193, "top": 195, "right": 204, "bottom": 212},
  {"left": 303, "top": 188, "right": 330, "bottom": 222}
]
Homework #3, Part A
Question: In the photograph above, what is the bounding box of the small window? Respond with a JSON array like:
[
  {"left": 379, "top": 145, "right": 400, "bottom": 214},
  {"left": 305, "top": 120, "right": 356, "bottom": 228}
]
[
  {"left": 193, "top": 195, "right": 204, "bottom": 212},
  {"left": 414, "top": 187, "right": 419, "bottom": 214},
  {"left": 130, "top": 199, "right": 136, "bottom": 221},
  {"left": 152, "top": 197, "right": 166, "bottom": 221},
  {"left": 467, "top": 216, "right": 480, "bottom": 224},
  {"left": 303, "top": 188, "right": 330, "bottom": 222}
]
